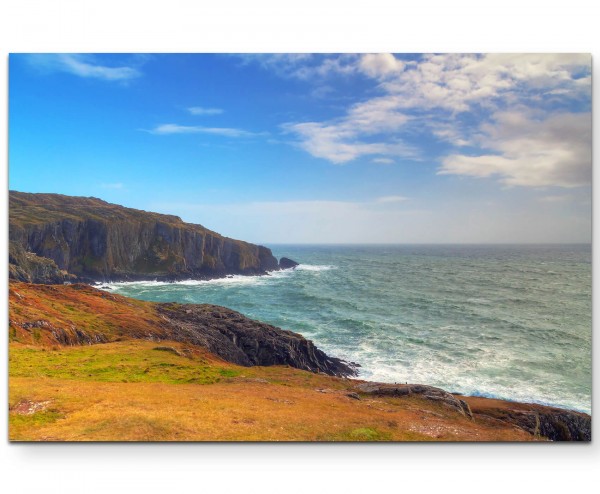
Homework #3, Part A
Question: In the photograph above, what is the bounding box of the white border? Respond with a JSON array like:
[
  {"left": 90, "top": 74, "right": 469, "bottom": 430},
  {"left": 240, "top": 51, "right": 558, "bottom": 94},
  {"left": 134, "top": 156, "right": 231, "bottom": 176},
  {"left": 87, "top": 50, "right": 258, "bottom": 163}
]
[{"left": 1, "top": 1, "right": 598, "bottom": 492}]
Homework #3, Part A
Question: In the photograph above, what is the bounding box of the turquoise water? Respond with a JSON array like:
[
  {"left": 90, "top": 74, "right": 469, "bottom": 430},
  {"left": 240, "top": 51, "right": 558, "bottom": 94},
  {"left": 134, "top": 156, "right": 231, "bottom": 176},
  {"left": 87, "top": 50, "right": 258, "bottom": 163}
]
[{"left": 104, "top": 244, "right": 592, "bottom": 414}]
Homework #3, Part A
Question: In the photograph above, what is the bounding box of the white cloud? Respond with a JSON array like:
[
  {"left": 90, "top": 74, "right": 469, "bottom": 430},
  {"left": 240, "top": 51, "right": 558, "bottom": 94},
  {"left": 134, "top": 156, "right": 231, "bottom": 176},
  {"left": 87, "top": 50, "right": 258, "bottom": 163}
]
[
  {"left": 27, "top": 54, "right": 141, "bottom": 81},
  {"left": 376, "top": 195, "right": 409, "bottom": 203},
  {"left": 251, "top": 54, "right": 590, "bottom": 113},
  {"left": 284, "top": 120, "right": 417, "bottom": 163},
  {"left": 239, "top": 54, "right": 359, "bottom": 80},
  {"left": 359, "top": 53, "right": 404, "bottom": 78},
  {"left": 372, "top": 158, "right": 394, "bottom": 164},
  {"left": 149, "top": 123, "right": 262, "bottom": 138},
  {"left": 276, "top": 53, "right": 590, "bottom": 184},
  {"left": 283, "top": 96, "right": 417, "bottom": 163},
  {"left": 429, "top": 123, "right": 472, "bottom": 147},
  {"left": 188, "top": 106, "right": 224, "bottom": 116},
  {"left": 378, "top": 53, "right": 591, "bottom": 112},
  {"left": 439, "top": 111, "right": 591, "bottom": 187}
]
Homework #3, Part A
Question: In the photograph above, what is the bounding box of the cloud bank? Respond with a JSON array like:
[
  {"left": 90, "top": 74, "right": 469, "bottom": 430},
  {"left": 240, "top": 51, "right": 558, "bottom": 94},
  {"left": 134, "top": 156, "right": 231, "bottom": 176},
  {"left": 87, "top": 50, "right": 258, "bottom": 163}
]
[{"left": 252, "top": 53, "right": 591, "bottom": 188}]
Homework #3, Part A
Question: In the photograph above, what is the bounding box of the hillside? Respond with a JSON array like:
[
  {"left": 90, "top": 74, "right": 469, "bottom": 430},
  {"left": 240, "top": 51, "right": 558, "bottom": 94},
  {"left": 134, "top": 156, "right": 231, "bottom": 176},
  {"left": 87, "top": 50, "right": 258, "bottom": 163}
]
[
  {"left": 9, "top": 191, "right": 283, "bottom": 282},
  {"left": 8, "top": 282, "right": 591, "bottom": 441}
]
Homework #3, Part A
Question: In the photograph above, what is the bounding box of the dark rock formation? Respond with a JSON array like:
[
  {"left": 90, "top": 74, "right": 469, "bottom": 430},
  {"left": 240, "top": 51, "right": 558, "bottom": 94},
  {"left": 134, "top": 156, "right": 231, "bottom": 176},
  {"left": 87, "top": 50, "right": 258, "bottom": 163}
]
[
  {"left": 356, "top": 382, "right": 473, "bottom": 418},
  {"left": 9, "top": 191, "right": 280, "bottom": 283},
  {"left": 15, "top": 318, "right": 110, "bottom": 345},
  {"left": 279, "top": 257, "right": 299, "bottom": 270},
  {"left": 9, "top": 241, "right": 75, "bottom": 284},
  {"left": 157, "top": 303, "right": 357, "bottom": 377},
  {"left": 474, "top": 405, "right": 591, "bottom": 441},
  {"left": 354, "top": 382, "right": 591, "bottom": 440}
]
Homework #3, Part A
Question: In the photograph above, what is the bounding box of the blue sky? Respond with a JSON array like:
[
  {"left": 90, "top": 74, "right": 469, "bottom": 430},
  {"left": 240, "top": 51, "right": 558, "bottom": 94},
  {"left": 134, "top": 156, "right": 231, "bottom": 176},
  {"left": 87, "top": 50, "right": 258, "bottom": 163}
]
[{"left": 9, "top": 53, "right": 591, "bottom": 244}]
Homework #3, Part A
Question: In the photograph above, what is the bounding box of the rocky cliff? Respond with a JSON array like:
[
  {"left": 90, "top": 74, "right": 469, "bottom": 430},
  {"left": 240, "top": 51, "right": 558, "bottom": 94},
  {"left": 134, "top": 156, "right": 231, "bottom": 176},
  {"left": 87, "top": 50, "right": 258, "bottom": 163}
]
[{"left": 9, "top": 191, "right": 286, "bottom": 283}]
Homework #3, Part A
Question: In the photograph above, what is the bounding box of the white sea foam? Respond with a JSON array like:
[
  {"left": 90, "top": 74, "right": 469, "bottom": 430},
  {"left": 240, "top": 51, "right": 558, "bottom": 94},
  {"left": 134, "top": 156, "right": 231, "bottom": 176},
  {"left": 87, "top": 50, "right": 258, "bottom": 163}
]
[
  {"left": 103, "top": 275, "right": 266, "bottom": 291},
  {"left": 100, "top": 266, "right": 307, "bottom": 292},
  {"left": 341, "top": 342, "right": 591, "bottom": 413},
  {"left": 294, "top": 264, "right": 336, "bottom": 272},
  {"left": 98, "top": 263, "right": 335, "bottom": 292}
]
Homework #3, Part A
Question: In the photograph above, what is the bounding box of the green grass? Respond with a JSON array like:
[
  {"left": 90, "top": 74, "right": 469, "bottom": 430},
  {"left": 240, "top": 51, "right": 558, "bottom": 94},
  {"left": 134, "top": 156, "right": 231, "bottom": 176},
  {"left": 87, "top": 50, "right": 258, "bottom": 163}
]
[
  {"left": 9, "top": 342, "right": 241, "bottom": 385},
  {"left": 319, "top": 427, "right": 396, "bottom": 441},
  {"left": 10, "top": 410, "right": 64, "bottom": 430}
]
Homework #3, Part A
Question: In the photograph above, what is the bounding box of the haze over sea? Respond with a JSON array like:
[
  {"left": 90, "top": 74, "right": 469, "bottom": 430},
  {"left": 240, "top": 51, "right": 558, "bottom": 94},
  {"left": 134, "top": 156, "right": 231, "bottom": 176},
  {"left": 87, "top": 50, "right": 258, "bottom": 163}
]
[{"left": 104, "top": 244, "right": 591, "bottom": 414}]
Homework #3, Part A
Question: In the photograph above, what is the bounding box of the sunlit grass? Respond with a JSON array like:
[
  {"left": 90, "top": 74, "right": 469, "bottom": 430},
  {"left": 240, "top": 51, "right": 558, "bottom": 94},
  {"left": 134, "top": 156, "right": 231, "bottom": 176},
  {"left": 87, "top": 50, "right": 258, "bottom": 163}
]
[
  {"left": 10, "top": 341, "right": 239, "bottom": 385},
  {"left": 9, "top": 340, "right": 537, "bottom": 442},
  {"left": 8, "top": 281, "right": 541, "bottom": 442}
]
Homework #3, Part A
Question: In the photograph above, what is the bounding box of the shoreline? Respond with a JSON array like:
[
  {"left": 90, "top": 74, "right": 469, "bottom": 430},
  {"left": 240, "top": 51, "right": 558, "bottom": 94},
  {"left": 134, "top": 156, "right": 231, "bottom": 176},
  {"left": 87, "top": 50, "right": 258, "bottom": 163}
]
[
  {"left": 90, "top": 266, "right": 299, "bottom": 287},
  {"left": 8, "top": 281, "right": 591, "bottom": 441},
  {"left": 94, "top": 274, "right": 590, "bottom": 416}
]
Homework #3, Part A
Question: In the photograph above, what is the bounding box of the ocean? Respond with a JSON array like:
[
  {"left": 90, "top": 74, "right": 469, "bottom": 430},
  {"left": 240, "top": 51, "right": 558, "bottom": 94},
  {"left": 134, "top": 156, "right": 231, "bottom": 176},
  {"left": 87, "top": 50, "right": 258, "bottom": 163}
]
[{"left": 103, "top": 244, "right": 592, "bottom": 414}]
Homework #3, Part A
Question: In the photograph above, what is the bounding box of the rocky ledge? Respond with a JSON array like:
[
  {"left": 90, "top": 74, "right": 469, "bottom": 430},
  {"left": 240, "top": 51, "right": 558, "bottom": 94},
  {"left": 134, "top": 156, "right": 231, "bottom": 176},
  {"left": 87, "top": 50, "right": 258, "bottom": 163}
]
[
  {"left": 356, "top": 383, "right": 474, "bottom": 418},
  {"left": 156, "top": 302, "right": 357, "bottom": 377}
]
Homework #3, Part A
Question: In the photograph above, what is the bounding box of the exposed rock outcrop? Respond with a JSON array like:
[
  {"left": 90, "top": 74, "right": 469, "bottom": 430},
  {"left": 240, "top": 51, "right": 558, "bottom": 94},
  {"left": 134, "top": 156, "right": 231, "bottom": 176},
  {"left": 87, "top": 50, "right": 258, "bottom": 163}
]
[
  {"left": 9, "top": 191, "right": 284, "bottom": 283},
  {"left": 465, "top": 399, "right": 592, "bottom": 442},
  {"left": 354, "top": 382, "right": 591, "bottom": 441},
  {"left": 504, "top": 408, "right": 591, "bottom": 441},
  {"left": 157, "top": 303, "right": 357, "bottom": 377},
  {"left": 279, "top": 257, "right": 299, "bottom": 270},
  {"left": 356, "top": 382, "right": 473, "bottom": 419},
  {"left": 9, "top": 241, "right": 75, "bottom": 284}
]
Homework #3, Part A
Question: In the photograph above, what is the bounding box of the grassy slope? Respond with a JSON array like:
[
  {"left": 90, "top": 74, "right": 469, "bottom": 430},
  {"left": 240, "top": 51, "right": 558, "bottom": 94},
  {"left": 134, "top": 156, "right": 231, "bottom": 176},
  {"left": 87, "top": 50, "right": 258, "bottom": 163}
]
[
  {"left": 8, "top": 282, "right": 537, "bottom": 442},
  {"left": 9, "top": 191, "right": 195, "bottom": 229}
]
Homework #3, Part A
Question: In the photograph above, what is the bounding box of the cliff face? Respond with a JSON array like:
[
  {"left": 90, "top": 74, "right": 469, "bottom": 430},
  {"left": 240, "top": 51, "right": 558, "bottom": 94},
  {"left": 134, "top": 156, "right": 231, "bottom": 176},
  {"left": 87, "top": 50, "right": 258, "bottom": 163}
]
[
  {"left": 9, "top": 191, "right": 281, "bottom": 282},
  {"left": 9, "top": 241, "right": 75, "bottom": 284}
]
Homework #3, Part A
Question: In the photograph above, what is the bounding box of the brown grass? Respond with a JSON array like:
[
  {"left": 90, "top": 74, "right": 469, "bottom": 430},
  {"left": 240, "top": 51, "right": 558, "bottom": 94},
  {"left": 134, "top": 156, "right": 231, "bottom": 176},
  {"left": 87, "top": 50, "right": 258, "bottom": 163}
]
[
  {"left": 9, "top": 281, "right": 167, "bottom": 345},
  {"left": 8, "top": 281, "right": 541, "bottom": 442},
  {"left": 9, "top": 340, "right": 536, "bottom": 442}
]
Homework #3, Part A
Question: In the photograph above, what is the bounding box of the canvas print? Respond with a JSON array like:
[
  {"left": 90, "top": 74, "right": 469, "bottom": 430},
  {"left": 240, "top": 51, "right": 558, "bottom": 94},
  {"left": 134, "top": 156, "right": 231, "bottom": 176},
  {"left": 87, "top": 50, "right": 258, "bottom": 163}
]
[{"left": 8, "top": 53, "right": 591, "bottom": 442}]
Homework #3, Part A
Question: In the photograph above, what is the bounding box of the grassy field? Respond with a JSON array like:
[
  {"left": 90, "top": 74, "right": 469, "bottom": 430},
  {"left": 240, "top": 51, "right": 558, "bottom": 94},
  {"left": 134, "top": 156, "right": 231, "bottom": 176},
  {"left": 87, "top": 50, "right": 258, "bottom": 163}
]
[
  {"left": 8, "top": 281, "right": 545, "bottom": 441},
  {"left": 9, "top": 339, "right": 536, "bottom": 442}
]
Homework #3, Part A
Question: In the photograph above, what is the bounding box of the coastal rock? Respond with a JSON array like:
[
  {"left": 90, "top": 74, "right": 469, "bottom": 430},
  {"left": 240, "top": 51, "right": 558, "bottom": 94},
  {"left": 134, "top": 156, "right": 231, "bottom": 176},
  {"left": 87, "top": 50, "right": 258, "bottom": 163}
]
[
  {"left": 9, "top": 241, "right": 75, "bottom": 284},
  {"left": 356, "top": 383, "right": 473, "bottom": 418},
  {"left": 156, "top": 302, "right": 358, "bottom": 378},
  {"left": 279, "top": 257, "right": 299, "bottom": 270},
  {"left": 9, "top": 191, "right": 281, "bottom": 283},
  {"left": 477, "top": 406, "right": 591, "bottom": 441},
  {"left": 522, "top": 409, "right": 591, "bottom": 441}
]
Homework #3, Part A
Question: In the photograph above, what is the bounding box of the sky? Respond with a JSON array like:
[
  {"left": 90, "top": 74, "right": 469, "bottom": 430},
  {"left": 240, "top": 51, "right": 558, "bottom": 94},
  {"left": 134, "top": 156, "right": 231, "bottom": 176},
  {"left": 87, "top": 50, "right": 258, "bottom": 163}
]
[{"left": 8, "top": 53, "right": 592, "bottom": 244}]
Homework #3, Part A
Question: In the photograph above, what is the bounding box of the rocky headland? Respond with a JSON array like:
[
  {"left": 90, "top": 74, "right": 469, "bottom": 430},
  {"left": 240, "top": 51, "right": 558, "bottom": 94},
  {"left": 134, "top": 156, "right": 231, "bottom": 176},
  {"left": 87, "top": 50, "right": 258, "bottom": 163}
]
[{"left": 9, "top": 191, "right": 294, "bottom": 283}]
